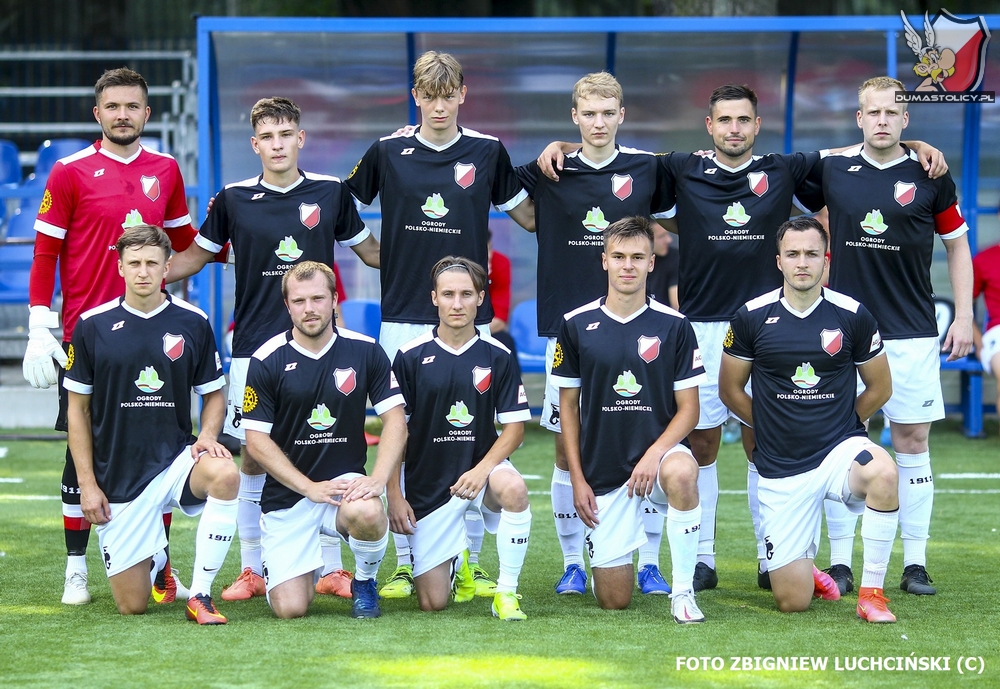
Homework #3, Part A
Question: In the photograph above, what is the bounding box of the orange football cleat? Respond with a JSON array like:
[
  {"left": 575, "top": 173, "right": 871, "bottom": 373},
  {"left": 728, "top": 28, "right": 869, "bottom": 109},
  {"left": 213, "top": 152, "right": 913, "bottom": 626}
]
[
  {"left": 186, "top": 594, "right": 227, "bottom": 625},
  {"left": 221, "top": 567, "right": 266, "bottom": 601},
  {"left": 315, "top": 569, "right": 354, "bottom": 599}
]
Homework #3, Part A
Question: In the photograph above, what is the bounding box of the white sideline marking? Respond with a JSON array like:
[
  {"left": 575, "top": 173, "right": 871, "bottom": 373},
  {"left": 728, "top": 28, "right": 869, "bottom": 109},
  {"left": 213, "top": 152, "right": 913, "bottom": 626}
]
[
  {"left": 527, "top": 491, "right": 551, "bottom": 496},
  {"left": 0, "top": 447, "right": 7, "bottom": 458},
  {"left": 939, "top": 473, "right": 1000, "bottom": 480},
  {"left": 521, "top": 474, "right": 544, "bottom": 480},
  {"left": 0, "top": 478, "right": 23, "bottom": 483},
  {"left": 0, "top": 494, "right": 59, "bottom": 500}
]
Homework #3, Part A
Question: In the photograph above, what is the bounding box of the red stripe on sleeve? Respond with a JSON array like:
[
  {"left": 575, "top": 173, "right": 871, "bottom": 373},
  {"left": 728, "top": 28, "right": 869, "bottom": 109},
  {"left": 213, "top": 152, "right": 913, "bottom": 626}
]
[{"left": 934, "top": 203, "right": 965, "bottom": 236}]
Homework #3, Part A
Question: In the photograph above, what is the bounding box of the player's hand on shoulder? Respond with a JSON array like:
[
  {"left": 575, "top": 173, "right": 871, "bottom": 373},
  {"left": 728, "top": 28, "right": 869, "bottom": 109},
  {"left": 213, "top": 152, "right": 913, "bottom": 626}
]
[
  {"left": 81, "top": 486, "right": 111, "bottom": 525},
  {"left": 450, "top": 466, "right": 489, "bottom": 501},
  {"left": 915, "top": 142, "right": 948, "bottom": 179},
  {"left": 205, "top": 195, "right": 216, "bottom": 216},
  {"left": 627, "top": 448, "right": 662, "bottom": 499},
  {"left": 387, "top": 495, "right": 416, "bottom": 535},
  {"left": 537, "top": 142, "right": 566, "bottom": 181},
  {"left": 390, "top": 124, "right": 417, "bottom": 138},
  {"left": 692, "top": 149, "right": 713, "bottom": 158},
  {"left": 343, "top": 475, "right": 385, "bottom": 502},
  {"left": 571, "top": 479, "right": 599, "bottom": 528}
]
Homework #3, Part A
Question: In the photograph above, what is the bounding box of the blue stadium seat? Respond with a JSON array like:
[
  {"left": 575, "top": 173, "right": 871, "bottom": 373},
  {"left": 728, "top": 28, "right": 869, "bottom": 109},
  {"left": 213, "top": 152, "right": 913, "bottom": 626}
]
[
  {"left": 0, "top": 243, "right": 33, "bottom": 304},
  {"left": 340, "top": 299, "right": 381, "bottom": 339},
  {"left": 509, "top": 299, "right": 546, "bottom": 374},
  {"left": 6, "top": 205, "right": 39, "bottom": 238},
  {"left": 0, "top": 140, "right": 20, "bottom": 186},
  {"left": 34, "top": 138, "right": 91, "bottom": 180}
]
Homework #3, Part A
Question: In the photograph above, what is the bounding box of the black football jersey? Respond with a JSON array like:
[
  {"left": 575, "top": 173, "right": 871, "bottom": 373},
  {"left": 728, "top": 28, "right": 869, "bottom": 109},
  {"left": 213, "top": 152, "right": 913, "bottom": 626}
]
[
  {"left": 658, "top": 152, "right": 819, "bottom": 321},
  {"left": 63, "top": 294, "right": 225, "bottom": 502},
  {"left": 195, "top": 171, "right": 369, "bottom": 357},
  {"left": 392, "top": 330, "right": 530, "bottom": 521},
  {"left": 242, "top": 328, "right": 403, "bottom": 514},
  {"left": 725, "top": 288, "right": 884, "bottom": 479},
  {"left": 647, "top": 242, "right": 679, "bottom": 306},
  {"left": 517, "top": 146, "right": 671, "bottom": 337},
  {"left": 798, "top": 146, "right": 968, "bottom": 339},
  {"left": 345, "top": 127, "right": 527, "bottom": 325},
  {"left": 551, "top": 297, "right": 706, "bottom": 496}
]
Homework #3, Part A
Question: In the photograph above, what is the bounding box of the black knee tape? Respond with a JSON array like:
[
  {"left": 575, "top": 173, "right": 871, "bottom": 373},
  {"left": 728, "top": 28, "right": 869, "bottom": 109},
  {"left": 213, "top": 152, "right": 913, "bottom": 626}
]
[{"left": 852, "top": 450, "right": 874, "bottom": 466}]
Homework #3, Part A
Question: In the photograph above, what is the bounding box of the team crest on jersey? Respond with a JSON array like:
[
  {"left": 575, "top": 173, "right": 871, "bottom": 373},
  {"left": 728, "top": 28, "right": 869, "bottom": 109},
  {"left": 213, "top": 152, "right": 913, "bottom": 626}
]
[
  {"left": 894, "top": 181, "right": 917, "bottom": 207},
  {"left": 299, "top": 203, "right": 320, "bottom": 229},
  {"left": 748, "top": 171, "right": 768, "bottom": 197},
  {"left": 163, "top": 333, "right": 185, "bottom": 361},
  {"left": 612, "top": 174, "right": 633, "bottom": 201},
  {"left": 473, "top": 366, "right": 492, "bottom": 394},
  {"left": 455, "top": 163, "right": 476, "bottom": 189},
  {"left": 141, "top": 175, "right": 160, "bottom": 201},
  {"left": 637, "top": 336, "right": 660, "bottom": 363},
  {"left": 334, "top": 368, "right": 357, "bottom": 395},
  {"left": 820, "top": 329, "right": 843, "bottom": 356}
]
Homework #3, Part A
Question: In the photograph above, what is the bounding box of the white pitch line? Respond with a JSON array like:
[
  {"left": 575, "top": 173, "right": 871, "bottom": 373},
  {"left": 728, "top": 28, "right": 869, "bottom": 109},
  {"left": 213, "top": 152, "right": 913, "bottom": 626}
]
[
  {"left": 939, "top": 473, "right": 1000, "bottom": 480},
  {"left": 521, "top": 474, "right": 544, "bottom": 480},
  {"left": 0, "top": 495, "right": 59, "bottom": 500},
  {"left": 0, "top": 447, "right": 7, "bottom": 458},
  {"left": 0, "top": 478, "right": 23, "bottom": 483}
]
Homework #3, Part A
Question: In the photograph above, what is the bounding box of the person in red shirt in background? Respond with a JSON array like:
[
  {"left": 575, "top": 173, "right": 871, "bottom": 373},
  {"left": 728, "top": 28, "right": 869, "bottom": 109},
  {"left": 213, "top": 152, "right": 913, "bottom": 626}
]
[
  {"left": 973, "top": 237, "right": 1000, "bottom": 436},
  {"left": 487, "top": 231, "right": 521, "bottom": 381}
]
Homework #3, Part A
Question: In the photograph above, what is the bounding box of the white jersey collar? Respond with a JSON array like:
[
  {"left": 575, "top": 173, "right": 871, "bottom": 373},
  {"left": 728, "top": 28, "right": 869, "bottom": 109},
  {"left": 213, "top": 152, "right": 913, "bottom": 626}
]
[
  {"left": 712, "top": 154, "right": 760, "bottom": 174},
  {"left": 289, "top": 330, "right": 337, "bottom": 360},
  {"left": 260, "top": 173, "right": 305, "bottom": 194},
  {"left": 121, "top": 294, "right": 171, "bottom": 319},
  {"left": 576, "top": 147, "right": 620, "bottom": 170},
  {"left": 860, "top": 147, "right": 912, "bottom": 170},
  {"left": 600, "top": 298, "right": 648, "bottom": 324},
  {"left": 99, "top": 144, "right": 142, "bottom": 165},
  {"left": 433, "top": 329, "right": 479, "bottom": 356},
  {"left": 780, "top": 291, "right": 824, "bottom": 319},
  {"left": 415, "top": 128, "right": 462, "bottom": 152}
]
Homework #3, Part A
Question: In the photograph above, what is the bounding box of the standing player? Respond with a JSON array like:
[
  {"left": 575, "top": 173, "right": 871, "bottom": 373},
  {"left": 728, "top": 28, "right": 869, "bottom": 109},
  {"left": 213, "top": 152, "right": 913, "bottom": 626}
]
[
  {"left": 168, "top": 97, "right": 379, "bottom": 602},
  {"left": 345, "top": 51, "right": 533, "bottom": 597},
  {"left": 517, "top": 73, "right": 676, "bottom": 595},
  {"left": 65, "top": 225, "right": 239, "bottom": 624},
  {"left": 539, "top": 84, "right": 945, "bottom": 591},
  {"left": 801, "top": 77, "right": 972, "bottom": 597},
  {"left": 25, "top": 67, "right": 224, "bottom": 605},
  {"left": 389, "top": 257, "right": 533, "bottom": 620},
  {"left": 553, "top": 216, "right": 705, "bottom": 618},
  {"left": 720, "top": 217, "right": 900, "bottom": 622},
  {"left": 241, "top": 261, "right": 406, "bottom": 619}
]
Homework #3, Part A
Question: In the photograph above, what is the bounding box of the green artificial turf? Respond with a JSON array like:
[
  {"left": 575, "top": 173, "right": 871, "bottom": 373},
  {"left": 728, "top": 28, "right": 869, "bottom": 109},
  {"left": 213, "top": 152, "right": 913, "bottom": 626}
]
[{"left": 1, "top": 420, "right": 998, "bottom": 688}]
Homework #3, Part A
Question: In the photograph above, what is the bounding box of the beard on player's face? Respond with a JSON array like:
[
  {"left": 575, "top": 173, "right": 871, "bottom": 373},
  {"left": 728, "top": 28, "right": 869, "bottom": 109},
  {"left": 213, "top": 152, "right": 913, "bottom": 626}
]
[{"left": 104, "top": 121, "right": 143, "bottom": 146}]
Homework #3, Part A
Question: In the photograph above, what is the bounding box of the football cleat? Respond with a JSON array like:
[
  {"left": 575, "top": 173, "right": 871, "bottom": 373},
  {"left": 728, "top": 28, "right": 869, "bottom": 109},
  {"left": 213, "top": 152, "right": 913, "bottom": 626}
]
[
  {"left": 452, "top": 550, "right": 476, "bottom": 603},
  {"left": 900, "top": 564, "right": 937, "bottom": 595},
  {"left": 823, "top": 564, "right": 854, "bottom": 595},
  {"left": 857, "top": 587, "right": 896, "bottom": 623},
  {"left": 812, "top": 566, "right": 841, "bottom": 601},
  {"left": 692, "top": 562, "right": 718, "bottom": 591},
  {"left": 61, "top": 571, "right": 91, "bottom": 605},
  {"left": 637, "top": 564, "right": 672, "bottom": 595},
  {"left": 492, "top": 592, "right": 527, "bottom": 621},
  {"left": 378, "top": 565, "right": 414, "bottom": 599},
  {"left": 471, "top": 564, "right": 497, "bottom": 597},
  {"left": 152, "top": 568, "right": 189, "bottom": 604},
  {"left": 757, "top": 565, "right": 772, "bottom": 590},
  {"left": 350, "top": 577, "right": 381, "bottom": 619},
  {"left": 220, "top": 567, "right": 266, "bottom": 601},
  {"left": 554, "top": 564, "right": 587, "bottom": 595},
  {"left": 670, "top": 590, "right": 705, "bottom": 624},
  {"left": 315, "top": 569, "right": 354, "bottom": 599},
  {"left": 186, "top": 594, "right": 227, "bottom": 625}
]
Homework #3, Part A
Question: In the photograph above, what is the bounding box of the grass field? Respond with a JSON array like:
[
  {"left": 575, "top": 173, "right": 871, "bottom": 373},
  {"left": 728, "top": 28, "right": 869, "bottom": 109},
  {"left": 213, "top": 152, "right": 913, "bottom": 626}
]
[{"left": 1, "top": 420, "right": 998, "bottom": 688}]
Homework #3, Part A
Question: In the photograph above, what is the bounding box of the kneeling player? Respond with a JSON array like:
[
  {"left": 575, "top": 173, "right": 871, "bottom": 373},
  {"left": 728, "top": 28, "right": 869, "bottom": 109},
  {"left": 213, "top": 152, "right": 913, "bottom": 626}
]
[
  {"left": 65, "top": 225, "right": 238, "bottom": 624},
  {"left": 553, "top": 216, "right": 706, "bottom": 620},
  {"left": 390, "top": 257, "right": 533, "bottom": 620},
  {"left": 242, "top": 261, "right": 406, "bottom": 619},
  {"left": 720, "top": 217, "right": 900, "bottom": 622}
]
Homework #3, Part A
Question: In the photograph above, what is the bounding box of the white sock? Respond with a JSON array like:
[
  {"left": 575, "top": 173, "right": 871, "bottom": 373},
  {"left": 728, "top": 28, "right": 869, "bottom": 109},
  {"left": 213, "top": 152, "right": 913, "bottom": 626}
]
[
  {"left": 696, "top": 463, "right": 718, "bottom": 568},
  {"left": 495, "top": 508, "right": 531, "bottom": 593},
  {"left": 747, "top": 462, "right": 766, "bottom": 570},
  {"left": 666, "top": 504, "right": 701, "bottom": 594},
  {"left": 465, "top": 509, "right": 484, "bottom": 564},
  {"left": 826, "top": 499, "right": 859, "bottom": 568},
  {"left": 237, "top": 471, "right": 264, "bottom": 575},
  {"left": 149, "top": 549, "right": 168, "bottom": 586},
  {"left": 66, "top": 554, "right": 87, "bottom": 577},
  {"left": 319, "top": 533, "right": 344, "bottom": 576},
  {"left": 190, "top": 496, "right": 238, "bottom": 596},
  {"left": 637, "top": 499, "right": 663, "bottom": 568},
  {"left": 860, "top": 506, "right": 898, "bottom": 589},
  {"left": 350, "top": 531, "right": 388, "bottom": 582},
  {"left": 551, "top": 467, "right": 584, "bottom": 568},
  {"left": 896, "top": 452, "right": 933, "bottom": 567},
  {"left": 392, "top": 533, "right": 411, "bottom": 568}
]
